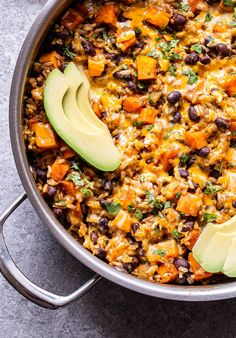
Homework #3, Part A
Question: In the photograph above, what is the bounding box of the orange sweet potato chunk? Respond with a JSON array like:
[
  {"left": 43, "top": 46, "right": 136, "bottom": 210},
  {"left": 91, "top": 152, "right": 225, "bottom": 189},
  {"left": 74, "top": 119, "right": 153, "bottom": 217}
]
[
  {"left": 189, "top": 0, "right": 202, "bottom": 13},
  {"left": 185, "top": 229, "right": 202, "bottom": 250},
  {"left": 120, "top": 36, "right": 137, "bottom": 52},
  {"left": 39, "top": 51, "right": 63, "bottom": 69},
  {"left": 184, "top": 130, "right": 208, "bottom": 150},
  {"left": 110, "top": 210, "right": 132, "bottom": 232},
  {"left": 88, "top": 58, "right": 105, "bottom": 77},
  {"left": 95, "top": 4, "right": 117, "bottom": 26},
  {"left": 136, "top": 55, "right": 157, "bottom": 80},
  {"left": 176, "top": 193, "right": 202, "bottom": 216},
  {"left": 50, "top": 159, "right": 70, "bottom": 182},
  {"left": 139, "top": 107, "right": 158, "bottom": 124},
  {"left": 123, "top": 95, "right": 146, "bottom": 113},
  {"left": 222, "top": 76, "right": 236, "bottom": 97},
  {"left": 145, "top": 7, "right": 171, "bottom": 29},
  {"left": 32, "top": 123, "right": 57, "bottom": 150},
  {"left": 158, "top": 263, "right": 178, "bottom": 283},
  {"left": 160, "top": 149, "right": 179, "bottom": 171},
  {"left": 188, "top": 253, "right": 212, "bottom": 281},
  {"left": 62, "top": 8, "right": 85, "bottom": 30},
  {"left": 61, "top": 181, "right": 76, "bottom": 198}
]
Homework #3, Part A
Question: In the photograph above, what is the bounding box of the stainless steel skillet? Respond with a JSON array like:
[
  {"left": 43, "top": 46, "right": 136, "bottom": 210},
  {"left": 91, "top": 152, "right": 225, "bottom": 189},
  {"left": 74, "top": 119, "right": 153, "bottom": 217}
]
[{"left": 1, "top": 0, "right": 236, "bottom": 308}]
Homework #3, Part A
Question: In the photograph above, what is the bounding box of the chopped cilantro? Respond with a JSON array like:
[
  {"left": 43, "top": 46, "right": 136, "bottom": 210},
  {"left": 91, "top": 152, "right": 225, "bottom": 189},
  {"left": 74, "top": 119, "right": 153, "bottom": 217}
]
[
  {"left": 133, "top": 121, "right": 144, "bottom": 128},
  {"left": 134, "top": 209, "right": 143, "bottom": 221},
  {"left": 205, "top": 11, "right": 212, "bottom": 22},
  {"left": 223, "top": 0, "right": 232, "bottom": 6},
  {"left": 203, "top": 213, "right": 217, "bottom": 224},
  {"left": 153, "top": 199, "right": 165, "bottom": 211},
  {"left": 183, "top": 69, "right": 199, "bottom": 85},
  {"left": 191, "top": 44, "right": 203, "bottom": 54},
  {"left": 168, "top": 65, "right": 176, "bottom": 76},
  {"left": 71, "top": 162, "right": 80, "bottom": 170},
  {"left": 68, "top": 173, "right": 83, "bottom": 186},
  {"left": 80, "top": 187, "right": 91, "bottom": 196},
  {"left": 172, "top": 229, "right": 180, "bottom": 240},
  {"left": 154, "top": 227, "right": 159, "bottom": 235},
  {"left": 203, "top": 182, "right": 222, "bottom": 195},
  {"left": 135, "top": 27, "right": 142, "bottom": 34},
  {"left": 183, "top": 4, "right": 189, "bottom": 12},
  {"left": 153, "top": 249, "right": 165, "bottom": 257},
  {"left": 83, "top": 177, "right": 94, "bottom": 189},
  {"left": 176, "top": 192, "right": 181, "bottom": 199},
  {"left": 146, "top": 50, "right": 159, "bottom": 59},
  {"left": 63, "top": 47, "right": 76, "bottom": 59},
  {"left": 146, "top": 124, "right": 154, "bottom": 131},
  {"left": 164, "top": 201, "right": 172, "bottom": 209},
  {"left": 180, "top": 153, "right": 190, "bottom": 166},
  {"left": 127, "top": 204, "right": 135, "bottom": 213},
  {"left": 168, "top": 52, "right": 181, "bottom": 61},
  {"left": 229, "top": 21, "right": 236, "bottom": 26},
  {"left": 146, "top": 191, "right": 154, "bottom": 203},
  {"left": 102, "top": 31, "right": 108, "bottom": 40},
  {"left": 104, "top": 202, "right": 121, "bottom": 215},
  {"left": 232, "top": 131, "right": 236, "bottom": 136},
  {"left": 169, "top": 39, "right": 179, "bottom": 48}
]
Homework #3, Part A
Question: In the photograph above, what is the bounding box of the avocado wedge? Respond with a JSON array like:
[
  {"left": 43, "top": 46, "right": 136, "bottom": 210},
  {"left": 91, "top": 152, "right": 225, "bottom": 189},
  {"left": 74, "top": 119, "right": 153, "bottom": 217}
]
[
  {"left": 193, "top": 215, "right": 236, "bottom": 277},
  {"left": 43, "top": 68, "right": 121, "bottom": 171}
]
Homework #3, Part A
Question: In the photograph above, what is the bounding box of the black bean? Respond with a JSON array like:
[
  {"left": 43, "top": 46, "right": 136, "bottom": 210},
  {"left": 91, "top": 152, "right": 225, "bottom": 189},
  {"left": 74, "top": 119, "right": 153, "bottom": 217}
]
[
  {"left": 132, "top": 222, "right": 139, "bottom": 233},
  {"left": 174, "top": 258, "right": 190, "bottom": 269},
  {"left": 198, "top": 147, "right": 210, "bottom": 158},
  {"left": 188, "top": 106, "right": 200, "bottom": 122},
  {"left": 215, "top": 117, "right": 229, "bottom": 130},
  {"left": 36, "top": 168, "right": 47, "bottom": 181},
  {"left": 118, "top": 13, "right": 127, "bottom": 22},
  {"left": 210, "top": 169, "right": 221, "bottom": 179},
  {"left": 96, "top": 248, "right": 107, "bottom": 259},
  {"left": 167, "top": 91, "right": 182, "bottom": 104},
  {"left": 123, "top": 262, "right": 133, "bottom": 273},
  {"left": 47, "top": 186, "right": 57, "bottom": 197},
  {"left": 179, "top": 169, "right": 189, "bottom": 179},
  {"left": 99, "top": 217, "right": 109, "bottom": 234},
  {"left": 104, "top": 179, "right": 113, "bottom": 192},
  {"left": 232, "top": 201, "right": 236, "bottom": 208},
  {"left": 127, "top": 81, "right": 137, "bottom": 92},
  {"left": 52, "top": 208, "right": 63, "bottom": 217},
  {"left": 99, "top": 199, "right": 107, "bottom": 208},
  {"left": 185, "top": 52, "right": 199, "bottom": 65},
  {"left": 187, "top": 155, "right": 196, "bottom": 168},
  {"left": 171, "top": 14, "right": 187, "bottom": 31},
  {"left": 113, "top": 71, "right": 132, "bottom": 81},
  {"left": 215, "top": 43, "right": 230, "bottom": 58},
  {"left": 81, "top": 40, "right": 96, "bottom": 56},
  {"left": 132, "top": 256, "right": 139, "bottom": 268},
  {"left": 200, "top": 55, "right": 211, "bottom": 65},
  {"left": 175, "top": 276, "right": 188, "bottom": 285},
  {"left": 134, "top": 42, "right": 145, "bottom": 49},
  {"left": 230, "top": 139, "right": 236, "bottom": 148},
  {"left": 182, "top": 221, "right": 194, "bottom": 232},
  {"left": 104, "top": 52, "right": 118, "bottom": 61},
  {"left": 138, "top": 248, "right": 146, "bottom": 257},
  {"left": 171, "top": 111, "right": 182, "bottom": 124},
  {"left": 204, "top": 36, "right": 213, "bottom": 46},
  {"left": 90, "top": 232, "right": 98, "bottom": 245}
]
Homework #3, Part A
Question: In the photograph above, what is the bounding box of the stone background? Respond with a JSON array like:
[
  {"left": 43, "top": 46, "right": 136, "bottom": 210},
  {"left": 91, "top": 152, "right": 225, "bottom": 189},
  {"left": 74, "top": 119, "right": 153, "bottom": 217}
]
[{"left": 0, "top": 1, "right": 236, "bottom": 337}]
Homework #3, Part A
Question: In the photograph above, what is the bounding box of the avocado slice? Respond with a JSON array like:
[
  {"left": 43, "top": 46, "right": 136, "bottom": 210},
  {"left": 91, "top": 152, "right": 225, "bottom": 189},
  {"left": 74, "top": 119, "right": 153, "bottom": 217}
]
[
  {"left": 63, "top": 63, "right": 103, "bottom": 132},
  {"left": 193, "top": 215, "right": 236, "bottom": 276},
  {"left": 43, "top": 68, "right": 121, "bottom": 171},
  {"left": 222, "top": 237, "right": 236, "bottom": 277},
  {"left": 76, "top": 65, "right": 107, "bottom": 130}
]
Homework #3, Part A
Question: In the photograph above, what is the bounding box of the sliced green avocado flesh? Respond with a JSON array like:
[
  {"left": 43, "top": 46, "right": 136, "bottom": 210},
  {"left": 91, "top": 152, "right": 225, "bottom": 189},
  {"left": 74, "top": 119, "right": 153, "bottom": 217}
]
[
  {"left": 76, "top": 65, "right": 107, "bottom": 130},
  {"left": 193, "top": 215, "right": 236, "bottom": 276},
  {"left": 63, "top": 63, "right": 103, "bottom": 132},
  {"left": 43, "top": 68, "right": 121, "bottom": 171}
]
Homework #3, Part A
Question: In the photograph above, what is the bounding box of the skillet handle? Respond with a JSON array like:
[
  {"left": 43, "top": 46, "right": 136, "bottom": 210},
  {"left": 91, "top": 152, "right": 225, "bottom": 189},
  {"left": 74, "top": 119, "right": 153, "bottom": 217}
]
[{"left": 0, "top": 193, "right": 102, "bottom": 309}]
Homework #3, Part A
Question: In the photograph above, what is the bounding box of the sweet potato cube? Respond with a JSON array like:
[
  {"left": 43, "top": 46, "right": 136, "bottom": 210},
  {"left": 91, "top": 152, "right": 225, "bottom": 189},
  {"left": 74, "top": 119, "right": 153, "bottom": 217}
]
[
  {"left": 222, "top": 76, "right": 236, "bottom": 97},
  {"left": 62, "top": 146, "right": 76, "bottom": 159},
  {"left": 160, "top": 149, "right": 179, "bottom": 171},
  {"left": 189, "top": 0, "right": 202, "bottom": 13},
  {"left": 230, "top": 121, "right": 236, "bottom": 131},
  {"left": 139, "top": 107, "right": 158, "bottom": 124},
  {"left": 176, "top": 193, "right": 202, "bottom": 216},
  {"left": 88, "top": 58, "right": 105, "bottom": 77},
  {"left": 136, "top": 55, "right": 157, "bottom": 80},
  {"left": 145, "top": 7, "right": 171, "bottom": 29},
  {"left": 184, "top": 130, "right": 207, "bottom": 150},
  {"left": 120, "top": 36, "right": 137, "bottom": 52},
  {"left": 61, "top": 181, "right": 76, "bottom": 198},
  {"left": 95, "top": 4, "right": 117, "bottom": 26},
  {"left": 123, "top": 95, "right": 145, "bottom": 113},
  {"left": 50, "top": 159, "right": 70, "bottom": 182},
  {"left": 147, "top": 240, "right": 179, "bottom": 264},
  {"left": 32, "top": 123, "right": 57, "bottom": 150},
  {"left": 158, "top": 263, "right": 178, "bottom": 283},
  {"left": 119, "top": 188, "right": 136, "bottom": 210},
  {"left": 110, "top": 210, "right": 132, "bottom": 232},
  {"left": 224, "top": 170, "right": 236, "bottom": 193},
  {"left": 185, "top": 229, "right": 201, "bottom": 250},
  {"left": 62, "top": 8, "right": 85, "bottom": 30},
  {"left": 188, "top": 253, "right": 212, "bottom": 281},
  {"left": 39, "top": 51, "right": 62, "bottom": 68}
]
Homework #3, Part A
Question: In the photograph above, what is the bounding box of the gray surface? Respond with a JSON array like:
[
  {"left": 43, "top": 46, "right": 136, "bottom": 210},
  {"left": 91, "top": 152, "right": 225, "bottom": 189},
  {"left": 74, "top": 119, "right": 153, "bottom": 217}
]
[{"left": 0, "top": 0, "right": 235, "bottom": 337}]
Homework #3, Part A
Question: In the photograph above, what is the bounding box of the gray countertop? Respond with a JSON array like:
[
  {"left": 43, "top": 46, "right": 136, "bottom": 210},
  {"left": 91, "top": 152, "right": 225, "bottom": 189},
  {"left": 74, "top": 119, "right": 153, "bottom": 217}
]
[{"left": 0, "top": 1, "right": 236, "bottom": 337}]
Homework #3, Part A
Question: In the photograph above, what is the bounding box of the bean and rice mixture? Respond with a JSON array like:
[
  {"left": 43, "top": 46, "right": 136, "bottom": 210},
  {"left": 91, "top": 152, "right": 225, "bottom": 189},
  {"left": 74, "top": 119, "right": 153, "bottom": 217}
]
[{"left": 24, "top": 0, "right": 236, "bottom": 285}]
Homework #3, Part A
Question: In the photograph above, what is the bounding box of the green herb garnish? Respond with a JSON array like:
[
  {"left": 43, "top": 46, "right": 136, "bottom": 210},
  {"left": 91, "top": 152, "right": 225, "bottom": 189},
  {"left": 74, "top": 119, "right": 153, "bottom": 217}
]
[
  {"left": 172, "top": 229, "right": 180, "bottom": 239},
  {"left": 104, "top": 202, "right": 121, "bottom": 215},
  {"left": 183, "top": 69, "right": 199, "bottom": 85},
  {"left": 203, "top": 182, "right": 222, "bottom": 195},
  {"left": 192, "top": 44, "right": 203, "bottom": 54},
  {"left": 146, "top": 124, "right": 154, "bottom": 131},
  {"left": 63, "top": 47, "right": 76, "bottom": 59},
  {"left": 146, "top": 50, "right": 159, "bottom": 59},
  {"left": 153, "top": 249, "right": 165, "bottom": 257},
  {"left": 134, "top": 209, "right": 143, "bottom": 221},
  {"left": 203, "top": 213, "right": 217, "bottom": 224},
  {"left": 205, "top": 11, "right": 212, "bottom": 22},
  {"left": 180, "top": 153, "right": 190, "bottom": 166}
]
